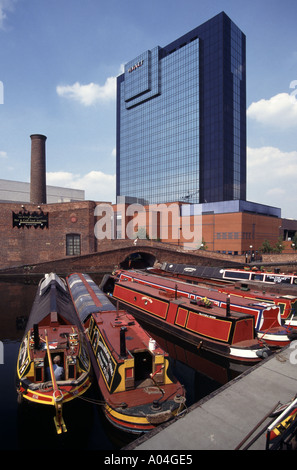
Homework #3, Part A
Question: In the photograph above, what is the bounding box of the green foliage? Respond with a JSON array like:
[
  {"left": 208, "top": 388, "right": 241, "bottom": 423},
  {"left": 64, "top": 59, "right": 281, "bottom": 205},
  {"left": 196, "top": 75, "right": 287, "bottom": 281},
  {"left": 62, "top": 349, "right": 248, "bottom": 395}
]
[{"left": 260, "top": 237, "right": 284, "bottom": 253}]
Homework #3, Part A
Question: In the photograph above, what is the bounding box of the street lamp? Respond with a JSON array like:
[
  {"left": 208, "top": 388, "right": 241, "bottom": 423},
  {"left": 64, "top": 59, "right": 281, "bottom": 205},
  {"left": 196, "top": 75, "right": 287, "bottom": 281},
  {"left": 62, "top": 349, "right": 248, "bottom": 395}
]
[{"left": 250, "top": 245, "right": 254, "bottom": 263}]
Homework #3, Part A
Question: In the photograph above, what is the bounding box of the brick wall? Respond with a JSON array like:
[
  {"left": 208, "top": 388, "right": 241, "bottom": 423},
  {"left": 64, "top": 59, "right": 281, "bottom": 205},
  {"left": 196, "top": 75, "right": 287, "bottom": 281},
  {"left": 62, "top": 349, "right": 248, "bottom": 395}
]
[{"left": 0, "top": 201, "right": 100, "bottom": 269}]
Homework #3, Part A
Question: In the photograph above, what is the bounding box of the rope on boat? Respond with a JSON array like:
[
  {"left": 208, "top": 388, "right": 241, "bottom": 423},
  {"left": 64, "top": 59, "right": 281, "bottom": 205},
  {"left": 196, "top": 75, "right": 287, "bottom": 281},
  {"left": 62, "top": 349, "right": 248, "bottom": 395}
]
[{"left": 73, "top": 394, "right": 106, "bottom": 406}]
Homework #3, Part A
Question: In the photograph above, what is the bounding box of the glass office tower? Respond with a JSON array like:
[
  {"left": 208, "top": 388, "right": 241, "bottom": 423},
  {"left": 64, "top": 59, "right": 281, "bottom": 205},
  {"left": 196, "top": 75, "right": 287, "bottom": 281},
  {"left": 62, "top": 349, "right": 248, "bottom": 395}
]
[{"left": 116, "top": 12, "right": 246, "bottom": 205}]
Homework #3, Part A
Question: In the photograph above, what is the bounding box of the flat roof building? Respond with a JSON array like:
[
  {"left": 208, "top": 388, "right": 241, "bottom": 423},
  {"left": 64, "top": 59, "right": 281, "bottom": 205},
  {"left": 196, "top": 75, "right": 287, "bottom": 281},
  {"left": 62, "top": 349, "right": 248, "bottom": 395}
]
[
  {"left": 116, "top": 12, "right": 246, "bottom": 205},
  {"left": 0, "top": 179, "right": 85, "bottom": 204}
]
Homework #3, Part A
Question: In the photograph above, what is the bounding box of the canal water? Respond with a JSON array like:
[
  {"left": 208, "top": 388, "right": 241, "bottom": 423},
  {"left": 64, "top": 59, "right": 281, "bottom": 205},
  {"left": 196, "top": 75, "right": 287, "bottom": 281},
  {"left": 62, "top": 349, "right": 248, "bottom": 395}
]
[{"left": 0, "top": 278, "right": 238, "bottom": 451}]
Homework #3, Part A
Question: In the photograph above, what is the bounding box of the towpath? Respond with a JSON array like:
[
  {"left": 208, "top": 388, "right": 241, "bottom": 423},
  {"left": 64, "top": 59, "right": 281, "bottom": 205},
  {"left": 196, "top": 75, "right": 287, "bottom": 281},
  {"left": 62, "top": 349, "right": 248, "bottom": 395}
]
[{"left": 125, "top": 344, "right": 297, "bottom": 450}]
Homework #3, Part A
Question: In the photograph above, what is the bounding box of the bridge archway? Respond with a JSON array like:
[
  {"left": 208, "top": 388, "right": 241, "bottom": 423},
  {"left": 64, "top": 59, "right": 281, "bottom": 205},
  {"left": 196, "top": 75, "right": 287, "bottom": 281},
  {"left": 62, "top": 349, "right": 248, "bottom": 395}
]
[{"left": 119, "top": 251, "right": 156, "bottom": 269}]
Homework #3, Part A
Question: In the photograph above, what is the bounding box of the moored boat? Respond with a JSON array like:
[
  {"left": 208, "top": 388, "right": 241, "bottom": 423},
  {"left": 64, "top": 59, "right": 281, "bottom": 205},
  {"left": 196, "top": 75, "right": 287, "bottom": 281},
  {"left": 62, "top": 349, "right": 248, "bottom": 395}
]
[
  {"left": 16, "top": 273, "right": 92, "bottom": 434},
  {"left": 106, "top": 269, "right": 291, "bottom": 348},
  {"left": 155, "top": 262, "right": 297, "bottom": 288},
  {"left": 149, "top": 263, "right": 297, "bottom": 330},
  {"left": 103, "top": 275, "right": 272, "bottom": 365},
  {"left": 66, "top": 273, "right": 186, "bottom": 434},
  {"left": 266, "top": 396, "right": 297, "bottom": 449}
]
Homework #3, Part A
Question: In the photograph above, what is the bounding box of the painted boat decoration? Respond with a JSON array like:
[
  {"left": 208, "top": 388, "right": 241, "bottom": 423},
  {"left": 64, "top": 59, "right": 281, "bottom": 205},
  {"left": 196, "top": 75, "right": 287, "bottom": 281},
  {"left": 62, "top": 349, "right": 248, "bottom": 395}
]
[
  {"left": 149, "top": 263, "right": 297, "bottom": 330},
  {"left": 220, "top": 267, "right": 297, "bottom": 286},
  {"left": 104, "top": 269, "right": 291, "bottom": 348},
  {"left": 16, "top": 273, "right": 92, "bottom": 434},
  {"left": 266, "top": 396, "right": 297, "bottom": 448},
  {"left": 66, "top": 273, "right": 186, "bottom": 435},
  {"left": 156, "top": 262, "right": 297, "bottom": 287},
  {"left": 217, "top": 285, "right": 297, "bottom": 333},
  {"left": 103, "top": 275, "right": 272, "bottom": 365}
]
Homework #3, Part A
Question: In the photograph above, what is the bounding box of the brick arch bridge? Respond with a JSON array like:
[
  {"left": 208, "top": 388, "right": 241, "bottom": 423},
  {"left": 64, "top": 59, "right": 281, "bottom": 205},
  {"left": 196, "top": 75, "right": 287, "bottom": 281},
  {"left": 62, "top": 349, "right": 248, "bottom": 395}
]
[{"left": 6, "top": 240, "right": 244, "bottom": 277}]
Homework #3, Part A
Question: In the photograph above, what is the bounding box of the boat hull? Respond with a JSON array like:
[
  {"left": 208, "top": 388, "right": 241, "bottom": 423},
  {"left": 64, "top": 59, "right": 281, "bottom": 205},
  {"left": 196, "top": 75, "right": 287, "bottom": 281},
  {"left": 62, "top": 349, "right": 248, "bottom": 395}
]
[
  {"left": 16, "top": 330, "right": 91, "bottom": 406},
  {"left": 16, "top": 273, "right": 92, "bottom": 433},
  {"left": 67, "top": 273, "right": 186, "bottom": 434},
  {"left": 110, "top": 269, "right": 290, "bottom": 348},
  {"left": 109, "top": 281, "right": 271, "bottom": 365}
]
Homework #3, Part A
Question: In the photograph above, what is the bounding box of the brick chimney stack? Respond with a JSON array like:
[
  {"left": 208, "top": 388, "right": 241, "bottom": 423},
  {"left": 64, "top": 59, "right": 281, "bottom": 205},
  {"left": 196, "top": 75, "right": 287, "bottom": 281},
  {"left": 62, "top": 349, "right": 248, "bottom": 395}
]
[{"left": 30, "top": 134, "right": 47, "bottom": 204}]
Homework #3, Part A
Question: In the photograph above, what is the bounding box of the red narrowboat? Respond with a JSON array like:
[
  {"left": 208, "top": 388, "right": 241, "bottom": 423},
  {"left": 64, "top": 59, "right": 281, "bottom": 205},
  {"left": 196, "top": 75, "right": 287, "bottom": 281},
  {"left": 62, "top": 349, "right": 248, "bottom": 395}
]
[
  {"left": 67, "top": 273, "right": 185, "bottom": 434},
  {"left": 104, "top": 276, "right": 272, "bottom": 365},
  {"left": 149, "top": 263, "right": 297, "bottom": 330},
  {"left": 108, "top": 269, "right": 291, "bottom": 348}
]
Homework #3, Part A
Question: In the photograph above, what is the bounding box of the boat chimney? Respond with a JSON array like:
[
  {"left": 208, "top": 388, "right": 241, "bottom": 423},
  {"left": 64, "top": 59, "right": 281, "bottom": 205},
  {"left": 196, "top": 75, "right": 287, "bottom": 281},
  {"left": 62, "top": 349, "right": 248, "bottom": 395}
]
[
  {"left": 120, "top": 326, "right": 128, "bottom": 357},
  {"left": 33, "top": 323, "right": 40, "bottom": 349},
  {"left": 30, "top": 134, "right": 47, "bottom": 204},
  {"left": 226, "top": 295, "right": 230, "bottom": 316}
]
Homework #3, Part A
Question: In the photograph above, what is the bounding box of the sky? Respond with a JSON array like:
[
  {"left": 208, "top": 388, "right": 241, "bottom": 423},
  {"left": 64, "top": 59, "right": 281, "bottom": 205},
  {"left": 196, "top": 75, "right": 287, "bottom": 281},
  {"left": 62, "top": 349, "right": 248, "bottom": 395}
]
[{"left": 1, "top": 0, "right": 297, "bottom": 218}]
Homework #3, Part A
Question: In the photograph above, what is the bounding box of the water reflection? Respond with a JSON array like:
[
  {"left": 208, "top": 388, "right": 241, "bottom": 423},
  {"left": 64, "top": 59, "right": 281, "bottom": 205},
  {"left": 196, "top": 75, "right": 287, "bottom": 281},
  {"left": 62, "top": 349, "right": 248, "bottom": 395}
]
[{"left": 0, "top": 279, "right": 238, "bottom": 450}]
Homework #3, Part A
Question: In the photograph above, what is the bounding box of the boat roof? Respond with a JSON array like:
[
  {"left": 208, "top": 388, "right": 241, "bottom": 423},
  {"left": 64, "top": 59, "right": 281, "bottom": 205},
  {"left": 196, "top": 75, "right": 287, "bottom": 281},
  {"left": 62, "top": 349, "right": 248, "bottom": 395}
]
[
  {"left": 118, "top": 269, "right": 276, "bottom": 310},
  {"left": 116, "top": 279, "right": 252, "bottom": 320},
  {"left": 67, "top": 273, "right": 117, "bottom": 323},
  {"left": 158, "top": 263, "right": 223, "bottom": 280},
  {"left": 67, "top": 273, "right": 165, "bottom": 356},
  {"left": 25, "top": 273, "right": 80, "bottom": 333}
]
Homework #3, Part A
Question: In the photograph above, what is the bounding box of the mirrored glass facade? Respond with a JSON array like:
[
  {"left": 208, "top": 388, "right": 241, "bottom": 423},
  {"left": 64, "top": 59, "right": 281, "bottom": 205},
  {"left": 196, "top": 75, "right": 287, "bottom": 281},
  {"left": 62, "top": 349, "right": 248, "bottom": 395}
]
[{"left": 116, "top": 12, "right": 246, "bottom": 205}]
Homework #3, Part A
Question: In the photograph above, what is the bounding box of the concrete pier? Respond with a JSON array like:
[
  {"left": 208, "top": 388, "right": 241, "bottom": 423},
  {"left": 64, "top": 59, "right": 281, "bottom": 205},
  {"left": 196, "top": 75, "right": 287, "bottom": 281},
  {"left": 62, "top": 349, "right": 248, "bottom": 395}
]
[{"left": 126, "top": 345, "right": 297, "bottom": 450}]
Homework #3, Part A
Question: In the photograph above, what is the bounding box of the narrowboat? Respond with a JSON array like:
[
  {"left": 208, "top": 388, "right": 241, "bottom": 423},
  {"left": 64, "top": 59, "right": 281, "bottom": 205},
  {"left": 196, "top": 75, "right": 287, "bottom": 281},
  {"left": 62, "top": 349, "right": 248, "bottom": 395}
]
[
  {"left": 220, "top": 267, "right": 297, "bottom": 287},
  {"left": 103, "top": 276, "right": 272, "bottom": 365},
  {"left": 217, "top": 285, "right": 297, "bottom": 332},
  {"left": 266, "top": 397, "right": 297, "bottom": 449},
  {"left": 147, "top": 263, "right": 297, "bottom": 329},
  {"left": 16, "top": 273, "right": 92, "bottom": 434},
  {"left": 104, "top": 269, "right": 291, "bottom": 348},
  {"left": 66, "top": 273, "right": 186, "bottom": 435},
  {"left": 155, "top": 262, "right": 297, "bottom": 288}
]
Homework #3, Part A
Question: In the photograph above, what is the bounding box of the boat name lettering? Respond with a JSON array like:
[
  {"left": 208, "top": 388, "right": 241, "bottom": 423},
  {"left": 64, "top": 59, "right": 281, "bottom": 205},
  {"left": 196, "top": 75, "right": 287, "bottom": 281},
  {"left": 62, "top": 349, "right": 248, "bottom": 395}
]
[
  {"left": 197, "top": 312, "right": 216, "bottom": 319},
  {"left": 97, "top": 339, "right": 115, "bottom": 386},
  {"left": 266, "top": 275, "right": 291, "bottom": 283}
]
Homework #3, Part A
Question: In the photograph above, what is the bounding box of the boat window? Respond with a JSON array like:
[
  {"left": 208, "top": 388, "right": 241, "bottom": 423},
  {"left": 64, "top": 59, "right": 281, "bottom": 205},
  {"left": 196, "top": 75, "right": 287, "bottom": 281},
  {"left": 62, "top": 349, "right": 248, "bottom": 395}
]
[
  {"left": 224, "top": 271, "right": 250, "bottom": 280},
  {"left": 251, "top": 273, "right": 264, "bottom": 281}
]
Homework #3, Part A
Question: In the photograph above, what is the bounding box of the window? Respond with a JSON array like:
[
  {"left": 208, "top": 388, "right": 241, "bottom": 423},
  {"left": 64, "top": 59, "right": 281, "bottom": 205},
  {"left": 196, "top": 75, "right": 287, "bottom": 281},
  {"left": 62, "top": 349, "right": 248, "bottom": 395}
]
[{"left": 66, "top": 234, "right": 81, "bottom": 256}]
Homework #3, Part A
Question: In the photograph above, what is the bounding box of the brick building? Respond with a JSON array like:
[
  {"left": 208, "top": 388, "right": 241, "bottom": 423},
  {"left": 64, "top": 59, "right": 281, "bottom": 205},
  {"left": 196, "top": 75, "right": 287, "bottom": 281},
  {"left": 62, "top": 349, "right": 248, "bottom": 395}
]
[
  {"left": 1, "top": 198, "right": 297, "bottom": 270},
  {"left": 111, "top": 199, "right": 291, "bottom": 255},
  {"left": 0, "top": 201, "right": 101, "bottom": 268},
  {"left": 1, "top": 130, "right": 296, "bottom": 270}
]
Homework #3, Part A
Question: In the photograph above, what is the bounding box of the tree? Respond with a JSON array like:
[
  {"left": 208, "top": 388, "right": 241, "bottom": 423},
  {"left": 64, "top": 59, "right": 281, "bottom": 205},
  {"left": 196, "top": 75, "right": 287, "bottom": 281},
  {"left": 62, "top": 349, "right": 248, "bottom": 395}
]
[
  {"left": 260, "top": 239, "right": 274, "bottom": 253},
  {"left": 291, "top": 234, "right": 297, "bottom": 251},
  {"left": 274, "top": 237, "right": 284, "bottom": 253},
  {"left": 198, "top": 238, "right": 208, "bottom": 250}
]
